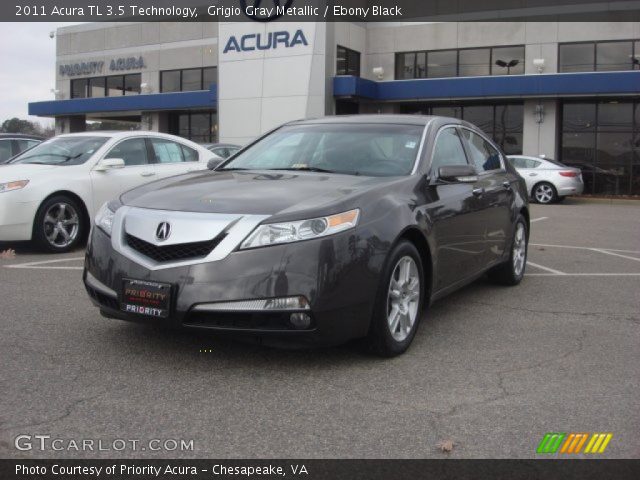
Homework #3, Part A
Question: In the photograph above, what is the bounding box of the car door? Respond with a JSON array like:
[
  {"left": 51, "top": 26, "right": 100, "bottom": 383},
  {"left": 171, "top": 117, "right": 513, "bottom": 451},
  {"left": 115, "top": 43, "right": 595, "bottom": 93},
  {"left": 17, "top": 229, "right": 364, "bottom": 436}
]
[
  {"left": 147, "top": 137, "right": 206, "bottom": 179},
  {"left": 90, "top": 137, "right": 157, "bottom": 211},
  {"left": 513, "top": 156, "right": 542, "bottom": 195},
  {"left": 460, "top": 128, "right": 515, "bottom": 268},
  {"left": 423, "top": 126, "right": 487, "bottom": 291}
]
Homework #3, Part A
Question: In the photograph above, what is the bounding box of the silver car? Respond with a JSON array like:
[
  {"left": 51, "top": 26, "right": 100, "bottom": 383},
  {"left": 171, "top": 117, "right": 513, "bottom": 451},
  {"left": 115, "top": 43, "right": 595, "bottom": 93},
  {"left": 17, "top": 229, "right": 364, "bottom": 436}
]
[{"left": 507, "top": 155, "right": 584, "bottom": 204}]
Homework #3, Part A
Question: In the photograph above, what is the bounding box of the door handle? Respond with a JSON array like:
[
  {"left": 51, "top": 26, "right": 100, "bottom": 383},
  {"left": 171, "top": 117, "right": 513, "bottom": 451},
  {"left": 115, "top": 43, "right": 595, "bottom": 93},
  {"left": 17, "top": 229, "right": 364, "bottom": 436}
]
[
  {"left": 529, "top": 173, "right": 537, "bottom": 177},
  {"left": 503, "top": 181, "right": 512, "bottom": 189},
  {"left": 140, "top": 171, "right": 156, "bottom": 177},
  {"left": 472, "top": 187, "right": 485, "bottom": 196}
]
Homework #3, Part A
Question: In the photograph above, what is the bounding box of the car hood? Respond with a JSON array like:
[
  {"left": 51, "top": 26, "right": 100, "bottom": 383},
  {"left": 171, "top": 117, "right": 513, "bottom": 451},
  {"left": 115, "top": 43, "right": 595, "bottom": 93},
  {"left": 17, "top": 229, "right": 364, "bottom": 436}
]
[
  {"left": 0, "top": 163, "right": 60, "bottom": 179},
  {"left": 121, "top": 170, "right": 402, "bottom": 217}
]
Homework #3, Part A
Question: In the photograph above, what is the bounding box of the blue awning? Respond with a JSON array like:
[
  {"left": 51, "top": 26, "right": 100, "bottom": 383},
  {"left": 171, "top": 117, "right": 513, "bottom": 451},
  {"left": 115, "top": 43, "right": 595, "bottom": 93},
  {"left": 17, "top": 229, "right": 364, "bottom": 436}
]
[
  {"left": 333, "top": 71, "right": 640, "bottom": 101},
  {"left": 29, "top": 85, "right": 217, "bottom": 117}
]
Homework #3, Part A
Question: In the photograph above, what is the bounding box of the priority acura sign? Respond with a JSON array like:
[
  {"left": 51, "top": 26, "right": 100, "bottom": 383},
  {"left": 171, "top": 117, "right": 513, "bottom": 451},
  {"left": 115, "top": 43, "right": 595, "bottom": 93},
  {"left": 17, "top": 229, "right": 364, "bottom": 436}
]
[{"left": 58, "top": 56, "right": 145, "bottom": 76}]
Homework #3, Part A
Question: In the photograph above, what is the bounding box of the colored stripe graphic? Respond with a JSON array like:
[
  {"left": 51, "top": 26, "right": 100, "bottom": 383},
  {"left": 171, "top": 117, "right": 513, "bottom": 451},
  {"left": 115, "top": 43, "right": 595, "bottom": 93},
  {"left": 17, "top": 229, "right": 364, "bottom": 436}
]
[
  {"left": 560, "top": 433, "right": 589, "bottom": 454},
  {"left": 584, "top": 433, "right": 613, "bottom": 454},
  {"left": 537, "top": 433, "right": 566, "bottom": 454}
]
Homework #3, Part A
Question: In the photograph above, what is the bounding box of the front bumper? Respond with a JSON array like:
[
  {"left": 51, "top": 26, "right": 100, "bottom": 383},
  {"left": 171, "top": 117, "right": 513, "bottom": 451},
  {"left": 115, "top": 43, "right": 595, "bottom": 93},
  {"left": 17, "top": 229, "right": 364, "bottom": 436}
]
[
  {"left": 0, "top": 194, "right": 39, "bottom": 241},
  {"left": 84, "top": 226, "right": 381, "bottom": 346}
]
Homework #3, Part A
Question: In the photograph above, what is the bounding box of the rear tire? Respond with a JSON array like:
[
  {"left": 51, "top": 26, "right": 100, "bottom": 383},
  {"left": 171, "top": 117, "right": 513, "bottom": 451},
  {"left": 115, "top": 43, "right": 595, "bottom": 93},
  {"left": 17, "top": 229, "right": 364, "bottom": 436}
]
[
  {"left": 367, "top": 241, "right": 425, "bottom": 357},
  {"left": 33, "top": 195, "right": 85, "bottom": 253},
  {"left": 532, "top": 182, "right": 557, "bottom": 204},
  {"left": 488, "top": 215, "right": 528, "bottom": 286}
]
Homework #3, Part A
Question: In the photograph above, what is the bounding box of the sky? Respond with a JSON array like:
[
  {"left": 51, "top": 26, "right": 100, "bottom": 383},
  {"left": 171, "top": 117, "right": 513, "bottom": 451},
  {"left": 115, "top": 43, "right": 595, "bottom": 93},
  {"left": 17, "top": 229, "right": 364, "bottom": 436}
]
[{"left": 0, "top": 23, "right": 77, "bottom": 128}]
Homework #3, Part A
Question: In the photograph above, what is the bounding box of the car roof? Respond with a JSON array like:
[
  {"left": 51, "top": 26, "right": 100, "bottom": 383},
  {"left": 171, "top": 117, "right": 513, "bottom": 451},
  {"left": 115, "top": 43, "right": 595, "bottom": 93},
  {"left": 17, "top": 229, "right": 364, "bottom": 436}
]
[
  {"left": 288, "top": 114, "right": 446, "bottom": 127},
  {"left": 55, "top": 131, "right": 194, "bottom": 140}
]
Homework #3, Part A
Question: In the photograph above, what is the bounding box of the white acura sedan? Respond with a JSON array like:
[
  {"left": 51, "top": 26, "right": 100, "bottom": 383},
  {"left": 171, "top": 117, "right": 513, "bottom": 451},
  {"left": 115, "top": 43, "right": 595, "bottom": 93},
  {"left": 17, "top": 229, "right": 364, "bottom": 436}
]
[{"left": 0, "top": 131, "right": 220, "bottom": 252}]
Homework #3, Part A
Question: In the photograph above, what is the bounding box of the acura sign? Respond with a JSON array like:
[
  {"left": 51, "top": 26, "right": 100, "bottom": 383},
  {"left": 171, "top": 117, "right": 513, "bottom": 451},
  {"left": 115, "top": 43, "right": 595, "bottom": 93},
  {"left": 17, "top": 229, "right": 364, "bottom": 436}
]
[{"left": 223, "top": 29, "right": 308, "bottom": 54}]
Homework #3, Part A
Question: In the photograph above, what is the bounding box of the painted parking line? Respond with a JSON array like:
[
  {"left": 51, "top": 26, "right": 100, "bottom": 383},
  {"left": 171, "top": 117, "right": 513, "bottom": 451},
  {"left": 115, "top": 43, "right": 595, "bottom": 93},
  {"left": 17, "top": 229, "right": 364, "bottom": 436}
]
[
  {"left": 590, "top": 248, "right": 640, "bottom": 263},
  {"left": 531, "top": 243, "right": 640, "bottom": 254},
  {"left": 526, "top": 261, "right": 566, "bottom": 275},
  {"left": 526, "top": 273, "right": 640, "bottom": 277},
  {"left": 530, "top": 217, "right": 549, "bottom": 223},
  {"left": 4, "top": 257, "right": 84, "bottom": 270}
]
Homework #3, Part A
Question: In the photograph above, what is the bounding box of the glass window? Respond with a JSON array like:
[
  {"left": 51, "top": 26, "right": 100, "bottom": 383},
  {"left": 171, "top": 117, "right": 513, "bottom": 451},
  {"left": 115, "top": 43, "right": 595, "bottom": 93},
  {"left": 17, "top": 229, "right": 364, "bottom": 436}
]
[
  {"left": 593, "top": 164, "right": 631, "bottom": 195},
  {"left": 124, "top": 74, "right": 141, "bottom": 95},
  {"left": 562, "top": 103, "right": 596, "bottom": 132},
  {"left": 106, "top": 76, "right": 124, "bottom": 96},
  {"left": 190, "top": 113, "right": 211, "bottom": 140},
  {"left": 597, "top": 41, "right": 632, "bottom": 71},
  {"left": 458, "top": 48, "right": 490, "bottom": 77},
  {"left": 427, "top": 50, "right": 457, "bottom": 78},
  {"left": 462, "top": 105, "right": 494, "bottom": 133},
  {"left": 12, "top": 136, "right": 108, "bottom": 166},
  {"left": 88, "top": 77, "right": 105, "bottom": 97},
  {"left": 106, "top": 138, "right": 148, "bottom": 166},
  {"left": 431, "top": 128, "right": 469, "bottom": 174},
  {"left": 203, "top": 67, "right": 217, "bottom": 89},
  {"left": 337, "top": 46, "right": 360, "bottom": 76},
  {"left": 415, "top": 52, "right": 426, "bottom": 78},
  {"left": 598, "top": 102, "right": 633, "bottom": 131},
  {"left": 460, "top": 129, "right": 503, "bottom": 172},
  {"left": 396, "top": 53, "right": 415, "bottom": 79},
  {"left": 492, "top": 46, "right": 525, "bottom": 75},
  {"left": 635, "top": 41, "right": 640, "bottom": 70},
  {"left": 161, "top": 70, "right": 180, "bottom": 93},
  {"left": 182, "top": 69, "right": 202, "bottom": 91},
  {"left": 221, "top": 123, "right": 424, "bottom": 177},
  {"left": 559, "top": 43, "right": 595, "bottom": 72},
  {"left": 0, "top": 140, "right": 12, "bottom": 162},
  {"left": 597, "top": 133, "right": 633, "bottom": 165},
  {"left": 431, "top": 106, "right": 462, "bottom": 119},
  {"left": 71, "top": 79, "right": 88, "bottom": 99},
  {"left": 508, "top": 157, "right": 526, "bottom": 168},
  {"left": 181, "top": 144, "right": 199, "bottom": 162},
  {"left": 150, "top": 138, "right": 185, "bottom": 163},
  {"left": 14, "top": 139, "right": 41, "bottom": 154}
]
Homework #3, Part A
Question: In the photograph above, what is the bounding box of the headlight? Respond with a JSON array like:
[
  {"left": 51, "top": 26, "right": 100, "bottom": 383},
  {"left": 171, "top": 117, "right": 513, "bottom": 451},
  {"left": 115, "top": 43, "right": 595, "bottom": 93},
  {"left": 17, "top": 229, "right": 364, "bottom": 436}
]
[
  {"left": 0, "top": 180, "right": 29, "bottom": 193},
  {"left": 240, "top": 209, "right": 359, "bottom": 249},
  {"left": 95, "top": 200, "right": 121, "bottom": 237}
]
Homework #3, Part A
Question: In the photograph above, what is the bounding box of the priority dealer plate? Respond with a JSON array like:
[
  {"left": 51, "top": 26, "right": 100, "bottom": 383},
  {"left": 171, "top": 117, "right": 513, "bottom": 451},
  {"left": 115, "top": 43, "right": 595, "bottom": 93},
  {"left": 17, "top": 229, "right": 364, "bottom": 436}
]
[{"left": 121, "top": 278, "right": 171, "bottom": 318}]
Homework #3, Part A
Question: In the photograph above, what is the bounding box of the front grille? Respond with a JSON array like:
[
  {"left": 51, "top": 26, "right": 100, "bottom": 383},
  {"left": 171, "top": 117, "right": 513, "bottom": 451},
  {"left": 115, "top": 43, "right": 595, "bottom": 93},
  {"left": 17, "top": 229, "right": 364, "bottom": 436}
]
[{"left": 125, "top": 233, "right": 226, "bottom": 263}]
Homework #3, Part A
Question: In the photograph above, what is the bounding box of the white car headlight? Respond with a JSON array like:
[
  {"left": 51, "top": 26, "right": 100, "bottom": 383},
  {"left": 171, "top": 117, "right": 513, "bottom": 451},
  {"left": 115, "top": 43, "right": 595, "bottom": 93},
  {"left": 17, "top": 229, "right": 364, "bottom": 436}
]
[
  {"left": 95, "top": 201, "right": 121, "bottom": 237},
  {"left": 0, "top": 180, "right": 29, "bottom": 193},
  {"left": 240, "top": 209, "right": 360, "bottom": 250}
]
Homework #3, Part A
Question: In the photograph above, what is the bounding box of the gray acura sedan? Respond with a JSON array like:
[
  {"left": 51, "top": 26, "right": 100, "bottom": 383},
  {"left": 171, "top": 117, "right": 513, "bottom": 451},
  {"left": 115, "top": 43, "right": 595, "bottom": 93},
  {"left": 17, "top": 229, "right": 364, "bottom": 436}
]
[{"left": 84, "top": 115, "right": 529, "bottom": 356}]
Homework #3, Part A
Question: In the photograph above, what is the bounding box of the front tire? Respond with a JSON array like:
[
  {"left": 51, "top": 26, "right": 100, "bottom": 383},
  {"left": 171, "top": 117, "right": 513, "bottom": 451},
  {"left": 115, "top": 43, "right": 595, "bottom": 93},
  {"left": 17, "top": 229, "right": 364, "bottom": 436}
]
[
  {"left": 488, "top": 215, "right": 528, "bottom": 286},
  {"left": 33, "top": 195, "right": 85, "bottom": 253},
  {"left": 367, "top": 241, "right": 425, "bottom": 357},
  {"left": 532, "top": 182, "right": 557, "bottom": 204}
]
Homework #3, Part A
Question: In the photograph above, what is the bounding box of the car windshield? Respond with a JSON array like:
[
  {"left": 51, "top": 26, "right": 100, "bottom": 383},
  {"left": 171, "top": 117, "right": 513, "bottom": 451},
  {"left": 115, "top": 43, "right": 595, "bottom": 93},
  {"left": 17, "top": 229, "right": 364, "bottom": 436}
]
[
  {"left": 220, "top": 123, "right": 425, "bottom": 176},
  {"left": 10, "top": 136, "right": 109, "bottom": 166}
]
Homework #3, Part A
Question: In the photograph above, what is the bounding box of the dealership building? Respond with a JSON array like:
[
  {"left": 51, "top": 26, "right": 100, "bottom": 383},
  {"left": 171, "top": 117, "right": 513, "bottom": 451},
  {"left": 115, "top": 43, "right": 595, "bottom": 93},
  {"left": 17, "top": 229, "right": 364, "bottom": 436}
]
[{"left": 29, "top": 16, "right": 640, "bottom": 195}]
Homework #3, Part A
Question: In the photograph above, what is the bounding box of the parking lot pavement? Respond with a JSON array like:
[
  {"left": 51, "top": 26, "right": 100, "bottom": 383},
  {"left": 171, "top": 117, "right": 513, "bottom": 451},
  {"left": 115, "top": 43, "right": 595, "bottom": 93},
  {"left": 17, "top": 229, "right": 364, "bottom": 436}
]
[{"left": 0, "top": 198, "right": 638, "bottom": 459}]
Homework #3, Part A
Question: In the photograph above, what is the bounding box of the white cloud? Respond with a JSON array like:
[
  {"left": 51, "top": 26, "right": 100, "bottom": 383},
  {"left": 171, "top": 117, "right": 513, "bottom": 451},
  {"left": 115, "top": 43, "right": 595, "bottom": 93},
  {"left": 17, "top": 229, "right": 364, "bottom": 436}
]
[{"left": 0, "top": 23, "right": 77, "bottom": 128}]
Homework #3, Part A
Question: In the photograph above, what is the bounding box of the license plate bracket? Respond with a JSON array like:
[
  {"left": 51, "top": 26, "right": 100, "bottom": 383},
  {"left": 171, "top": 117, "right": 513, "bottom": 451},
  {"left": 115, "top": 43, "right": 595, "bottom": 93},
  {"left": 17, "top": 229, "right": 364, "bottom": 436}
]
[{"left": 121, "top": 278, "right": 171, "bottom": 318}]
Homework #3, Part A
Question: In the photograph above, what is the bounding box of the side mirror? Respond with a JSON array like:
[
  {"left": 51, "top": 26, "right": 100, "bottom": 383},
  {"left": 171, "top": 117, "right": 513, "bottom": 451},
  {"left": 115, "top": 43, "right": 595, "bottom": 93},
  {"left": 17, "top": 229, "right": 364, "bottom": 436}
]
[
  {"left": 438, "top": 165, "right": 478, "bottom": 183},
  {"left": 207, "top": 157, "right": 223, "bottom": 170},
  {"left": 94, "top": 158, "right": 125, "bottom": 172}
]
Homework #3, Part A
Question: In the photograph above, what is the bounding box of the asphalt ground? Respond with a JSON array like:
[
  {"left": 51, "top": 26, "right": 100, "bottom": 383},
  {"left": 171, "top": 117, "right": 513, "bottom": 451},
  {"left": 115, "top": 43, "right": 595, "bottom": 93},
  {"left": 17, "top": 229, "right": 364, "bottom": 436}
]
[{"left": 0, "top": 198, "right": 638, "bottom": 459}]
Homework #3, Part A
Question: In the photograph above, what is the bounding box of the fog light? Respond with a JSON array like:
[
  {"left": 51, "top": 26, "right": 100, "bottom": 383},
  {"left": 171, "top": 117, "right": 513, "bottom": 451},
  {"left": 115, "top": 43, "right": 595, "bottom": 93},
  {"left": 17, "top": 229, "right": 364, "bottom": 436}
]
[{"left": 290, "top": 312, "right": 312, "bottom": 330}]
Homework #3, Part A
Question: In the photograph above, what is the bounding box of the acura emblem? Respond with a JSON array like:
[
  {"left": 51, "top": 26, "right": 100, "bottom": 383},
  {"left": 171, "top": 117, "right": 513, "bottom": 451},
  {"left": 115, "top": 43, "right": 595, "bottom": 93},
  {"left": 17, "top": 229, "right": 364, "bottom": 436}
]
[{"left": 155, "top": 222, "right": 171, "bottom": 241}]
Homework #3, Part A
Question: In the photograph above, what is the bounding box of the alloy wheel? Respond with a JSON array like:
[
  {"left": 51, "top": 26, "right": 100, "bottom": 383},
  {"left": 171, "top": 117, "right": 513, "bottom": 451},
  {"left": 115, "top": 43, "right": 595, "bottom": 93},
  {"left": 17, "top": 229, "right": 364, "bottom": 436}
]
[
  {"left": 43, "top": 202, "right": 80, "bottom": 249},
  {"left": 512, "top": 223, "right": 527, "bottom": 277},
  {"left": 387, "top": 256, "right": 420, "bottom": 342},
  {"left": 534, "top": 184, "right": 554, "bottom": 204}
]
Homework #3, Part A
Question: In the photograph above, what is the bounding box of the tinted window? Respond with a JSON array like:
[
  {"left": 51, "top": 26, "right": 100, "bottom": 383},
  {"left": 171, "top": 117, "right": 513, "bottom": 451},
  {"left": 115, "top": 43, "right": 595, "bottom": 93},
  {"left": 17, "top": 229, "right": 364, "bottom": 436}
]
[
  {"left": 150, "top": 138, "right": 184, "bottom": 163},
  {"left": 427, "top": 50, "right": 457, "bottom": 78},
  {"left": 106, "top": 138, "right": 148, "bottom": 166},
  {"left": 431, "top": 128, "right": 468, "bottom": 174},
  {"left": 462, "top": 105, "right": 494, "bottom": 133},
  {"left": 563, "top": 103, "right": 596, "bottom": 131},
  {"left": 15, "top": 139, "right": 41, "bottom": 154},
  {"left": 181, "top": 144, "right": 199, "bottom": 162},
  {"left": 71, "top": 79, "right": 88, "bottom": 99},
  {"left": 459, "top": 48, "right": 490, "bottom": 76},
  {"left": 182, "top": 69, "right": 202, "bottom": 91},
  {"left": 559, "top": 43, "right": 595, "bottom": 72},
  {"left": 597, "top": 41, "right": 632, "bottom": 71},
  {"left": 88, "top": 77, "right": 105, "bottom": 97},
  {"left": 12, "top": 136, "right": 108, "bottom": 166},
  {"left": 598, "top": 102, "right": 633, "bottom": 131},
  {"left": 337, "top": 46, "right": 360, "bottom": 76},
  {"left": 203, "top": 67, "right": 217, "bottom": 89},
  {"left": 124, "top": 74, "right": 141, "bottom": 95},
  {"left": 161, "top": 71, "right": 180, "bottom": 93},
  {"left": 461, "top": 130, "right": 502, "bottom": 172},
  {"left": 222, "top": 124, "right": 424, "bottom": 177},
  {"left": 0, "top": 139, "right": 12, "bottom": 162},
  {"left": 396, "top": 52, "right": 416, "bottom": 79},
  {"left": 508, "top": 157, "right": 527, "bottom": 168},
  {"left": 492, "top": 46, "right": 525, "bottom": 75},
  {"left": 106, "top": 76, "right": 124, "bottom": 96}
]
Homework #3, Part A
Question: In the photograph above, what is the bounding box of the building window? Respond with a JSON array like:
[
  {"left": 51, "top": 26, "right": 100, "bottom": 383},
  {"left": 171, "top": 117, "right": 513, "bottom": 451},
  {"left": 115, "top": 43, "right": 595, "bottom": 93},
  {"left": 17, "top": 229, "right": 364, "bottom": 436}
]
[
  {"left": 395, "top": 45, "right": 525, "bottom": 79},
  {"left": 559, "top": 40, "right": 639, "bottom": 72},
  {"left": 70, "top": 74, "right": 141, "bottom": 99},
  {"left": 561, "top": 100, "right": 638, "bottom": 195},
  {"left": 170, "top": 110, "right": 217, "bottom": 143},
  {"left": 399, "top": 102, "right": 524, "bottom": 155},
  {"left": 337, "top": 46, "right": 361, "bottom": 76},
  {"left": 160, "top": 67, "right": 218, "bottom": 93}
]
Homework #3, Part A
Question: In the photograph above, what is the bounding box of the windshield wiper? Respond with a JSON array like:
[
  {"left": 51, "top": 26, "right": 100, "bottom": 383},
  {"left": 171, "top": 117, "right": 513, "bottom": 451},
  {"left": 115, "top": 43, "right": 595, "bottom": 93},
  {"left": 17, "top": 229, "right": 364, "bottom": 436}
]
[
  {"left": 219, "top": 167, "right": 250, "bottom": 171},
  {"left": 271, "top": 167, "right": 338, "bottom": 174}
]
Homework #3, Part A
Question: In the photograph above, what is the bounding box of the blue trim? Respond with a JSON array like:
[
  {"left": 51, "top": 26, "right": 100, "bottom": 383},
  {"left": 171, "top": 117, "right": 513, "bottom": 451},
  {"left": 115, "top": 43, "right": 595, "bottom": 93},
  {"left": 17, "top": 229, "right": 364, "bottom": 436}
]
[
  {"left": 333, "top": 72, "right": 640, "bottom": 101},
  {"left": 29, "top": 84, "right": 217, "bottom": 116}
]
